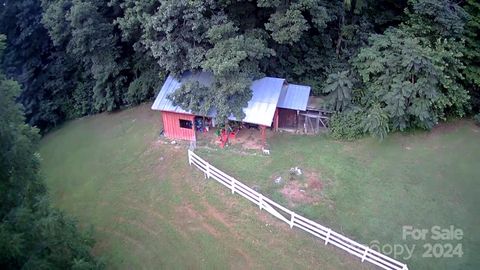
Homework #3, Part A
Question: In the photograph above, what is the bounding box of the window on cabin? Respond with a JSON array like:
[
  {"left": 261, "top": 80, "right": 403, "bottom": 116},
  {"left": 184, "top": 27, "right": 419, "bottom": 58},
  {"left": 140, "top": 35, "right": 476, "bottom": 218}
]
[{"left": 179, "top": 119, "right": 193, "bottom": 129}]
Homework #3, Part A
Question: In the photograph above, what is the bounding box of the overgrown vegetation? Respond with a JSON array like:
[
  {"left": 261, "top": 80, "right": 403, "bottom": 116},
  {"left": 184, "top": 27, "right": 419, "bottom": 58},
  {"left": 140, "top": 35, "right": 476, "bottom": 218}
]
[
  {"left": 0, "top": 35, "right": 101, "bottom": 269},
  {"left": 328, "top": 109, "right": 365, "bottom": 140},
  {"left": 474, "top": 113, "right": 480, "bottom": 126},
  {"left": 1, "top": 0, "right": 478, "bottom": 136}
]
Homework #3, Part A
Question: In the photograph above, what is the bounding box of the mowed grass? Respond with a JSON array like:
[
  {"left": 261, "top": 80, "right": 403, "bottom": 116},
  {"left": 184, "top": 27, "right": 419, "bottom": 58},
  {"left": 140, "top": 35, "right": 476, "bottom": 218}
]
[
  {"left": 39, "top": 104, "right": 369, "bottom": 270},
  {"left": 197, "top": 121, "right": 480, "bottom": 270},
  {"left": 39, "top": 103, "right": 480, "bottom": 270}
]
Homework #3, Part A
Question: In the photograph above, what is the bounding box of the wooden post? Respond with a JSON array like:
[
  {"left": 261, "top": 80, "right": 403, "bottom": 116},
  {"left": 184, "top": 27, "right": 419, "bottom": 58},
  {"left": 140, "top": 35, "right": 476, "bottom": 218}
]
[
  {"left": 188, "top": 150, "right": 192, "bottom": 165},
  {"left": 259, "top": 194, "right": 263, "bottom": 210},
  {"left": 231, "top": 179, "right": 235, "bottom": 194},
  {"left": 296, "top": 110, "right": 299, "bottom": 131},
  {"left": 289, "top": 212, "right": 295, "bottom": 228},
  {"left": 275, "top": 109, "right": 279, "bottom": 131},
  {"left": 205, "top": 162, "right": 210, "bottom": 179},
  {"left": 260, "top": 126, "right": 266, "bottom": 146}
]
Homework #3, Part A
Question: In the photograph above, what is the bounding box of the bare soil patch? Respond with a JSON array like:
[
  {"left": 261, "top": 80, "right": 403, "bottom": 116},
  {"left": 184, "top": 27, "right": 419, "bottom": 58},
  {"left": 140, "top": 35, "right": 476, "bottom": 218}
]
[
  {"left": 196, "top": 127, "right": 274, "bottom": 150},
  {"left": 280, "top": 171, "right": 328, "bottom": 206}
]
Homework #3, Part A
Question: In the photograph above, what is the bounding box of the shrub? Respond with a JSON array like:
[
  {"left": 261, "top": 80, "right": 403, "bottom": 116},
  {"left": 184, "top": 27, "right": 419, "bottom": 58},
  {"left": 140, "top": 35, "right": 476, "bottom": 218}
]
[
  {"left": 474, "top": 113, "right": 480, "bottom": 126},
  {"left": 328, "top": 109, "right": 365, "bottom": 140}
]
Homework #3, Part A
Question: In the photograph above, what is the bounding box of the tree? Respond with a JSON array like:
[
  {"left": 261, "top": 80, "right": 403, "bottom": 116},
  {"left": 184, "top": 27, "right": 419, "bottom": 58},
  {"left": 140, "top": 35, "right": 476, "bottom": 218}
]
[
  {"left": 113, "top": 0, "right": 164, "bottom": 105},
  {"left": 142, "top": 0, "right": 223, "bottom": 75},
  {"left": 0, "top": 35, "right": 102, "bottom": 269},
  {"left": 405, "top": 0, "right": 468, "bottom": 40},
  {"left": 322, "top": 70, "right": 353, "bottom": 111},
  {"left": 351, "top": 0, "right": 470, "bottom": 138},
  {"left": 0, "top": 0, "right": 75, "bottom": 130},
  {"left": 67, "top": 0, "right": 127, "bottom": 111},
  {"left": 462, "top": 0, "right": 480, "bottom": 112},
  {"left": 0, "top": 35, "right": 43, "bottom": 215},
  {"left": 354, "top": 27, "right": 469, "bottom": 132}
]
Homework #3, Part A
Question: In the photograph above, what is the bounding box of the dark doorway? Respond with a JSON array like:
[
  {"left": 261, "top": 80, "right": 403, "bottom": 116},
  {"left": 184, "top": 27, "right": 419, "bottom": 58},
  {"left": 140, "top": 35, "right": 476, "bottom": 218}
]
[{"left": 278, "top": 108, "right": 297, "bottom": 129}]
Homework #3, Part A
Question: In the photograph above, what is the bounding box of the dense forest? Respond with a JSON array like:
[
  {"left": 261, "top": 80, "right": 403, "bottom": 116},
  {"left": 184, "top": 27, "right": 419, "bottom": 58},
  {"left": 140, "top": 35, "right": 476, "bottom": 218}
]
[
  {"left": 0, "top": 0, "right": 478, "bottom": 137},
  {"left": 0, "top": 1, "right": 479, "bottom": 267},
  {"left": 0, "top": 35, "right": 102, "bottom": 268}
]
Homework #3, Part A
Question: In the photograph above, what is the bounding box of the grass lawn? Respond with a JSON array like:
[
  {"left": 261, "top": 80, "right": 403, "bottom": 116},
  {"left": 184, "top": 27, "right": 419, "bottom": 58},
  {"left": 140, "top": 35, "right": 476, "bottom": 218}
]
[{"left": 39, "top": 103, "right": 479, "bottom": 269}]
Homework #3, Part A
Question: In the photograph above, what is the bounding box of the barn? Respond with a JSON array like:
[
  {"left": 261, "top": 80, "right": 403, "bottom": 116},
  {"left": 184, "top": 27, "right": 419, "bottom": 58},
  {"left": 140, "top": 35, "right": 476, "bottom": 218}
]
[{"left": 151, "top": 71, "right": 312, "bottom": 142}]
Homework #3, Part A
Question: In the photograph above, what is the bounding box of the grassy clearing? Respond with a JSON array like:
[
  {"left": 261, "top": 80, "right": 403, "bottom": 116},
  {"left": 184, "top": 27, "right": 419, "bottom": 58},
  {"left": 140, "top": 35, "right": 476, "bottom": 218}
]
[
  {"left": 39, "top": 103, "right": 480, "bottom": 269},
  {"left": 39, "top": 104, "right": 368, "bottom": 270},
  {"left": 197, "top": 121, "right": 480, "bottom": 270}
]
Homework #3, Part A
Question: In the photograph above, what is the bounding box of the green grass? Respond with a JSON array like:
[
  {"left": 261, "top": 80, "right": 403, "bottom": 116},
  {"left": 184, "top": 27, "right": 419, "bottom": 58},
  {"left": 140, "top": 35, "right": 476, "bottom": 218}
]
[
  {"left": 39, "top": 104, "right": 366, "bottom": 270},
  {"left": 39, "top": 103, "right": 480, "bottom": 270},
  {"left": 197, "top": 122, "right": 480, "bottom": 270}
]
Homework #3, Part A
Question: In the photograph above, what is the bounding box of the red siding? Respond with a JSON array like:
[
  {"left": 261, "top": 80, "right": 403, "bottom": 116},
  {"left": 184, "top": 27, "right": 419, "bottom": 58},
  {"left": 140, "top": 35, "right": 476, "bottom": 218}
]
[{"left": 161, "top": 111, "right": 196, "bottom": 141}]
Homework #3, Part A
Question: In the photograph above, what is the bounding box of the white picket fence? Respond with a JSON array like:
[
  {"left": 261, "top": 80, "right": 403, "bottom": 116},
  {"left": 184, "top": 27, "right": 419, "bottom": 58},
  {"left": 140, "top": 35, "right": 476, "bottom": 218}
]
[{"left": 187, "top": 150, "right": 408, "bottom": 270}]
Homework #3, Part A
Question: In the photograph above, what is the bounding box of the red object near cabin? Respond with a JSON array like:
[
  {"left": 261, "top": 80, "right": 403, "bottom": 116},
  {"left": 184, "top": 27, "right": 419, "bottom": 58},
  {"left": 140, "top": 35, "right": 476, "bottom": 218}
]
[{"left": 161, "top": 111, "right": 196, "bottom": 141}]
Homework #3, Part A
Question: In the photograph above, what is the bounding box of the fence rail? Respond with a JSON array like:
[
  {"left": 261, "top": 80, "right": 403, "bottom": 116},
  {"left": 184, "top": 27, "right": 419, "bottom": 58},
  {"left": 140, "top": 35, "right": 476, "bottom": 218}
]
[{"left": 187, "top": 150, "right": 408, "bottom": 270}]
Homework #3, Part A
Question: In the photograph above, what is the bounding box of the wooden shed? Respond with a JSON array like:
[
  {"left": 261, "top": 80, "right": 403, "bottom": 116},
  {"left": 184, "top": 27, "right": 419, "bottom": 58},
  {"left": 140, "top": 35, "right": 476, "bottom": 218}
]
[{"left": 152, "top": 71, "right": 312, "bottom": 142}]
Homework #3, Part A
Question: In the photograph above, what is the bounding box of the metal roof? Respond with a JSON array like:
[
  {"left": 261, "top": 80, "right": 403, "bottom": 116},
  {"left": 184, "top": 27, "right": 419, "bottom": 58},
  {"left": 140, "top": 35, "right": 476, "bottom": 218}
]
[
  {"left": 151, "top": 71, "right": 214, "bottom": 114},
  {"left": 277, "top": 84, "right": 311, "bottom": 111},
  {"left": 228, "top": 77, "right": 285, "bottom": 126},
  {"left": 152, "top": 72, "right": 310, "bottom": 126}
]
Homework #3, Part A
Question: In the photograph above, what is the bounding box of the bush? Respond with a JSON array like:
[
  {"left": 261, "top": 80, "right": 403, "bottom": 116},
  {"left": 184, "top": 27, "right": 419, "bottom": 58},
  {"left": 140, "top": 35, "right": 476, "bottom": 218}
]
[
  {"left": 474, "top": 113, "right": 480, "bottom": 126},
  {"left": 328, "top": 109, "right": 365, "bottom": 140}
]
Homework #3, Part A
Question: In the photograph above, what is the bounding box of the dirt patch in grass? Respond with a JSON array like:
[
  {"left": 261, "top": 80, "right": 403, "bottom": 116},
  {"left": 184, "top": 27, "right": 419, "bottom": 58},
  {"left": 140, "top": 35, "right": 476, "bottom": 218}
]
[
  {"left": 196, "top": 127, "right": 275, "bottom": 151},
  {"left": 280, "top": 172, "right": 327, "bottom": 206}
]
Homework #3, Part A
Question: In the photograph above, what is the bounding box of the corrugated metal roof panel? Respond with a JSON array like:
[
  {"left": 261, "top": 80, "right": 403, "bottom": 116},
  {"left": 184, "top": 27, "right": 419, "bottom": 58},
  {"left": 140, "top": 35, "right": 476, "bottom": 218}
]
[
  {"left": 151, "top": 72, "right": 214, "bottom": 113},
  {"left": 277, "top": 84, "right": 311, "bottom": 111},
  {"left": 152, "top": 72, "right": 286, "bottom": 126}
]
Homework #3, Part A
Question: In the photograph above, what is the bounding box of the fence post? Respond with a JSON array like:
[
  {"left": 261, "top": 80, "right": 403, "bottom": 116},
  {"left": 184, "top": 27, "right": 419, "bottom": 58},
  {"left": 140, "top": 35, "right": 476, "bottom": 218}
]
[
  {"left": 259, "top": 194, "right": 263, "bottom": 210},
  {"left": 205, "top": 162, "right": 210, "bottom": 179},
  {"left": 290, "top": 212, "right": 295, "bottom": 228},
  {"left": 231, "top": 179, "right": 235, "bottom": 194},
  {"left": 361, "top": 247, "right": 370, "bottom": 262},
  {"left": 325, "top": 228, "right": 331, "bottom": 245},
  {"left": 188, "top": 150, "right": 192, "bottom": 165}
]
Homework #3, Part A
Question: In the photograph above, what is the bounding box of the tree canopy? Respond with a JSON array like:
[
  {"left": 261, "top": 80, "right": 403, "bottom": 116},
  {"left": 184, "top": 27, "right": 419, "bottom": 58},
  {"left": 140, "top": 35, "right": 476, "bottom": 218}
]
[
  {"left": 0, "top": 0, "right": 478, "bottom": 135},
  {"left": 0, "top": 34, "right": 102, "bottom": 269}
]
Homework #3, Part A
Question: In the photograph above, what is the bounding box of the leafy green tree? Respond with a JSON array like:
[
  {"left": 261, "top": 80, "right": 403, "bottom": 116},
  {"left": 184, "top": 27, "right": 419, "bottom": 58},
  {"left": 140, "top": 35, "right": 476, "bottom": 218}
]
[
  {"left": 354, "top": 28, "right": 469, "bottom": 132},
  {"left": 0, "top": 36, "right": 43, "bottom": 215},
  {"left": 0, "top": 0, "right": 75, "bottom": 130},
  {"left": 264, "top": 5, "right": 310, "bottom": 45},
  {"left": 0, "top": 35, "right": 102, "bottom": 269},
  {"left": 362, "top": 103, "right": 390, "bottom": 139},
  {"left": 67, "top": 0, "right": 127, "bottom": 111},
  {"left": 142, "top": 0, "right": 224, "bottom": 75},
  {"left": 406, "top": 0, "right": 468, "bottom": 40},
  {"left": 322, "top": 70, "right": 353, "bottom": 111},
  {"left": 168, "top": 25, "right": 274, "bottom": 121},
  {"left": 352, "top": 0, "right": 469, "bottom": 138},
  {"left": 462, "top": 0, "right": 480, "bottom": 112}
]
